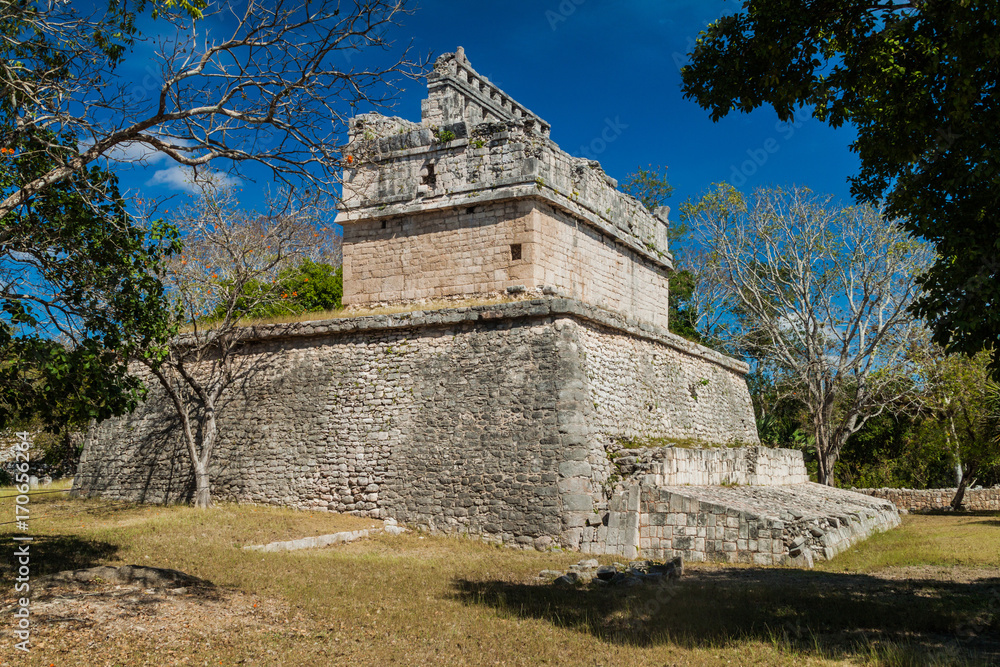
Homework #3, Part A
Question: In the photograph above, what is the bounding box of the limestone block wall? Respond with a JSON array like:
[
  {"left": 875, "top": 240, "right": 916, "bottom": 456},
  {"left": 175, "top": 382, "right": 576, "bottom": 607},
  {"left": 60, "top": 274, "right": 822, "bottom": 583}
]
[
  {"left": 342, "top": 49, "right": 670, "bottom": 261},
  {"left": 337, "top": 49, "right": 675, "bottom": 328},
  {"left": 342, "top": 200, "right": 536, "bottom": 304},
  {"left": 420, "top": 46, "right": 552, "bottom": 137},
  {"left": 532, "top": 203, "right": 670, "bottom": 328},
  {"left": 342, "top": 198, "right": 673, "bottom": 327},
  {"left": 577, "top": 320, "right": 758, "bottom": 445},
  {"left": 339, "top": 121, "right": 671, "bottom": 279},
  {"left": 76, "top": 305, "right": 596, "bottom": 549},
  {"left": 73, "top": 298, "right": 759, "bottom": 553},
  {"left": 609, "top": 446, "right": 808, "bottom": 487},
  {"left": 592, "top": 482, "right": 900, "bottom": 564},
  {"left": 853, "top": 487, "right": 1000, "bottom": 512}
]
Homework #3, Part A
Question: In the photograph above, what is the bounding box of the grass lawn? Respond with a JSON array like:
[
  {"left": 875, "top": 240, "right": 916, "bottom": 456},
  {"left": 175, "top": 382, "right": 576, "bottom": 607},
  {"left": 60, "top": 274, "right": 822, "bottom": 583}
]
[{"left": 1, "top": 485, "right": 998, "bottom": 666}]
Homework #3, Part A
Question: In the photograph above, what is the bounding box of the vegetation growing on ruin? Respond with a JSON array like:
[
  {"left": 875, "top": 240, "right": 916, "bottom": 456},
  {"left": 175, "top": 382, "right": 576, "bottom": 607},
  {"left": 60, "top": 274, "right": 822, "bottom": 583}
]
[{"left": 612, "top": 435, "right": 756, "bottom": 450}]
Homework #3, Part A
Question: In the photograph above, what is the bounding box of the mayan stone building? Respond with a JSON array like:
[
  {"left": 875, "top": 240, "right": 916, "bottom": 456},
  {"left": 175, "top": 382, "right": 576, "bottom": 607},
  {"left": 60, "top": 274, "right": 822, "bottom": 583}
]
[
  {"left": 338, "top": 46, "right": 673, "bottom": 328},
  {"left": 75, "top": 49, "right": 899, "bottom": 566}
]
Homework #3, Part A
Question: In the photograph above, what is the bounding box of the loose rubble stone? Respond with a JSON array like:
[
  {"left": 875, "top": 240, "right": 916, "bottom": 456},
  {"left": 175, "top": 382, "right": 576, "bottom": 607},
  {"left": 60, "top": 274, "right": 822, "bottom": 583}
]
[
  {"left": 544, "top": 557, "right": 683, "bottom": 588},
  {"left": 554, "top": 573, "right": 579, "bottom": 586}
]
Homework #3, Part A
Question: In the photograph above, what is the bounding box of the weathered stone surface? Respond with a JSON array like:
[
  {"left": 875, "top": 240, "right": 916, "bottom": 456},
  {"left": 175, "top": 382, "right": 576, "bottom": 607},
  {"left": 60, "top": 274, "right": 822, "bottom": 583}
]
[
  {"left": 243, "top": 522, "right": 408, "bottom": 552},
  {"left": 587, "top": 481, "right": 900, "bottom": 566},
  {"left": 74, "top": 299, "right": 758, "bottom": 553},
  {"left": 70, "top": 48, "right": 899, "bottom": 567},
  {"left": 543, "top": 557, "right": 682, "bottom": 588},
  {"left": 853, "top": 487, "right": 1000, "bottom": 512},
  {"left": 337, "top": 48, "right": 674, "bottom": 329},
  {"left": 606, "top": 445, "right": 804, "bottom": 487}
]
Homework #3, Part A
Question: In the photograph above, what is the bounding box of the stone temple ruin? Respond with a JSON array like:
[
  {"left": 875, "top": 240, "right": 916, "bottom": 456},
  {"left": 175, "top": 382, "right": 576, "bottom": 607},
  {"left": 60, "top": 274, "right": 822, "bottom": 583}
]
[{"left": 75, "top": 48, "right": 899, "bottom": 565}]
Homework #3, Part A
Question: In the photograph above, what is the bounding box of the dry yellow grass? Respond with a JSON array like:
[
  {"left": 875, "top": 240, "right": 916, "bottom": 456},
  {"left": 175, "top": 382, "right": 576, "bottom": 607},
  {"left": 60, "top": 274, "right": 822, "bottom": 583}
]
[{"left": 0, "top": 490, "right": 997, "bottom": 666}]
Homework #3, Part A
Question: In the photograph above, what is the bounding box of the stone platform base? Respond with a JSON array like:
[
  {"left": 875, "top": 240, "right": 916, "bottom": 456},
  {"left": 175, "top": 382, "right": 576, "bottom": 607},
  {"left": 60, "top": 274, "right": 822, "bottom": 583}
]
[{"left": 591, "top": 482, "right": 900, "bottom": 567}]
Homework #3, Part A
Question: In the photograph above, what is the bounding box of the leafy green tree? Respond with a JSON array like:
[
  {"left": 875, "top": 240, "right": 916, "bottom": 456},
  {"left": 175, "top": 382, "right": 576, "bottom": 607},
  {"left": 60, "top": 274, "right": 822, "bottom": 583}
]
[
  {"left": 910, "top": 340, "right": 1000, "bottom": 508},
  {"left": 666, "top": 269, "right": 700, "bottom": 343},
  {"left": 0, "top": 127, "right": 179, "bottom": 431},
  {"left": 680, "top": 0, "right": 1000, "bottom": 374},
  {"left": 835, "top": 408, "right": 950, "bottom": 489},
  {"left": 214, "top": 259, "right": 343, "bottom": 322},
  {"left": 621, "top": 165, "right": 675, "bottom": 224}
]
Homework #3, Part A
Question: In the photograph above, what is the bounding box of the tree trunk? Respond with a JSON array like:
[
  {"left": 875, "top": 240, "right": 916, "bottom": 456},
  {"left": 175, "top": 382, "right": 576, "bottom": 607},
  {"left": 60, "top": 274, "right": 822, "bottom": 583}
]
[
  {"left": 947, "top": 415, "right": 962, "bottom": 486},
  {"left": 951, "top": 480, "right": 968, "bottom": 511},
  {"left": 951, "top": 466, "right": 976, "bottom": 511},
  {"left": 193, "top": 459, "right": 211, "bottom": 509},
  {"left": 817, "top": 450, "right": 837, "bottom": 486},
  {"left": 813, "top": 415, "right": 837, "bottom": 486}
]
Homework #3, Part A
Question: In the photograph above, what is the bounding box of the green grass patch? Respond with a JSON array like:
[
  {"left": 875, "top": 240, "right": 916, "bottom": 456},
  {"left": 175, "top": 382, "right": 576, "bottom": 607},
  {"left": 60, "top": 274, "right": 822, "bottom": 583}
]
[{"left": 815, "top": 513, "right": 1000, "bottom": 572}]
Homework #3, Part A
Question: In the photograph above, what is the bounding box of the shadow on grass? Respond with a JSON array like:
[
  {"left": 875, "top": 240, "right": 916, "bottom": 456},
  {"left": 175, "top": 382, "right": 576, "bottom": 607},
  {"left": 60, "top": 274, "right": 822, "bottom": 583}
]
[
  {"left": 453, "top": 568, "right": 1000, "bottom": 664},
  {"left": 0, "top": 533, "right": 120, "bottom": 582}
]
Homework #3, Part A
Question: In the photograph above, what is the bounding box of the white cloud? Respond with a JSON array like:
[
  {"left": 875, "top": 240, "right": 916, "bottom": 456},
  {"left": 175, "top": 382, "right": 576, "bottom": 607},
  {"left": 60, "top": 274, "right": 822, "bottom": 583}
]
[
  {"left": 80, "top": 136, "right": 195, "bottom": 166},
  {"left": 102, "top": 141, "right": 172, "bottom": 165},
  {"left": 146, "top": 165, "right": 242, "bottom": 193}
]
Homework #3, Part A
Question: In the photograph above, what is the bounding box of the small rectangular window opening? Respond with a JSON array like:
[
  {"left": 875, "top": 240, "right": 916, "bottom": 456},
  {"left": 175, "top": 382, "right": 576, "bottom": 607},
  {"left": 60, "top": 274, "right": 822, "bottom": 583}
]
[
  {"left": 510, "top": 243, "right": 522, "bottom": 261},
  {"left": 421, "top": 163, "right": 436, "bottom": 188},
  {"left": 381, "top": 220, "right": 387, "bottom": 229}
]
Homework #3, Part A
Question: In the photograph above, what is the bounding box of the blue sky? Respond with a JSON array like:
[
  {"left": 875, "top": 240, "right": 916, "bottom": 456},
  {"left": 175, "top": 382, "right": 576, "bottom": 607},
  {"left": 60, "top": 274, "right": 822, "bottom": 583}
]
[{"left": 111, "top": 0, "right": 862, "bottom": 224}]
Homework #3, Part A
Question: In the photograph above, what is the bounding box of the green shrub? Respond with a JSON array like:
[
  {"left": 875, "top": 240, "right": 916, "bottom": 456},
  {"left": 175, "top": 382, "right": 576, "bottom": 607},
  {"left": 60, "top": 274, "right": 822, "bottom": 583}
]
[{"left": 212, "top": 260, "right": 342, "bottom": 322}]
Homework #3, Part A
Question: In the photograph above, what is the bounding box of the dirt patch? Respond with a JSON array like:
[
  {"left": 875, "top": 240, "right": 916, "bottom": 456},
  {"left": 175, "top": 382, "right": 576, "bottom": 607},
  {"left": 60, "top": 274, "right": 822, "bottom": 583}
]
[{"left": 0, "top": 566, "right": 293, "bottom": 662}]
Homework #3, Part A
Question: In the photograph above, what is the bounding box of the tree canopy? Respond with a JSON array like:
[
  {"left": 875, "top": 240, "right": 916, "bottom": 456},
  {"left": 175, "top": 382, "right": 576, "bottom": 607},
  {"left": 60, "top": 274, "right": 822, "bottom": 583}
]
[
  {"left": 685, "top": 184, "right": 931, "bottom": 485},
  {"left": 0, "top": 0, "right": 422, "bottom": 219},
  {"left": 680, "top": 0, "right": 1000, "bottom": 372},
  {"left": 0, "top": 127, "right": 179, "bottom": 430}
]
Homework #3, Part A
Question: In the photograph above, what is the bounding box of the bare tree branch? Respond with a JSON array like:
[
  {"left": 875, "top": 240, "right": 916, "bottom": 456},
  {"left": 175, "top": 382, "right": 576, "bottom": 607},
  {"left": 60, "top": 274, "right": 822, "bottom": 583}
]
[
  {"left": 685, "top": 184, "right": 932, "bottom": 484},
  {"left": 0, "top": 0, "right": 427, "bottom": 219}
]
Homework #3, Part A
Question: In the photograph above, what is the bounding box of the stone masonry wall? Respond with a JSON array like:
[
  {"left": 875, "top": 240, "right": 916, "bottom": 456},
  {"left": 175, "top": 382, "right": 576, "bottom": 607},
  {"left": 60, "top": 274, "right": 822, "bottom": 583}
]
[
  {"left": 342, "top": 200, "right": 536, "bottom": 304},
  {"left": 591, "top": 482, "right": 900, "bottom": 565},
  {"left": 337, "top": 49, "right": 674, "bottom": 328},
  {"left": 576, "top": 319, "right": 758, "bottom": 445},
  {"left": 854, "top": 487, "right": 1000, "bottom": 512},
  {"left": 532, "top": 203, "right": 671, "bottom": 328},
  {"left": 74, "top": 298, "right": 757, "bottom": 553},
  {"left": 343, "top": 199, "right": 673, "bottom": 327},
  {"left": 609, "top": 446, "right": 808, "bottom": 487},
  {"left": 341, "top": 50, "right": 669, "bottom": 263}
]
